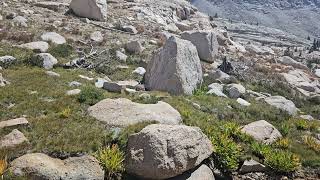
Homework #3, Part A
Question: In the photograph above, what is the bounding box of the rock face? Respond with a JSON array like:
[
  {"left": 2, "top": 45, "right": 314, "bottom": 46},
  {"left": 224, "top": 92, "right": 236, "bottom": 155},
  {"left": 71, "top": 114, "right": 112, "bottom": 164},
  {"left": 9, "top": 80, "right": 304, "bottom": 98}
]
[
  {"left": 170, "top": 164, "right": 215, "bottom": 180},
  {"left": 125, "top": 124, "right": 213, "bottom": 179},
  {"left": 9, "top": 153, "right": 104, "bottom": 180},
  {"left": 70, "top": 0, "right": 107, "bottom": 21},
  {"left": 181, "top": 30, "right": 218, "bottom": 62},
  {"left": 0, "top": 129, "right": 28, "bottom": 149},
  {"left": 241, "top": 120, "right": 282, "bottom": 144},
  {"left": 145, "top": 36, "right": 203, "bottom": 95},
  {"left": 264, "top": 96, "right": 298, "bottom": 115},
  {"left": 88, "top": 98, "right": 182, "bottom": 127},
  {"left": 41, "top": 32, "right": 66, "bottom": 45}
]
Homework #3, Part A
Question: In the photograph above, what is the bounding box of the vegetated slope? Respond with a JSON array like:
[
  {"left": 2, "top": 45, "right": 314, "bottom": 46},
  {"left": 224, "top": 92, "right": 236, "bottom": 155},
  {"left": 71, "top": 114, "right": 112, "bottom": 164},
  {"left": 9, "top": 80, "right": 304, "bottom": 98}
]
[{"left": 191, "top": 0, "right": 320, "bottom": 38}]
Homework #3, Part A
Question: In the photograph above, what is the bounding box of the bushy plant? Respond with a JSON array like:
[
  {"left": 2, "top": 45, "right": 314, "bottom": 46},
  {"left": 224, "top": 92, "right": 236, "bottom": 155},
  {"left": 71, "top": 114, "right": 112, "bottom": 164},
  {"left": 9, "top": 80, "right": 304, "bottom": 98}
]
[
  {"left": 303, "top": 135, "right": 320, "bottom": 153},
  {"left": 295, "top": 119, "right": 309, "bottom": 130},
  {"left": 211, "top": 133, "right": 242, "bottom": 172},
  {"left": 251, "top": 142, "right": 271, "bottom": 159},
  {"left": 0, "top": 156, "right": 7, "bottom": 178},
  {"left": 279, "top": 123, "right": 291, "bottom": 137},
  {"left": 59, "top": 107, "right": 71, "bottom": 118},
  {"left": 78, "top": 86, "right": 104, "bottom": 105},
  {"left": 264, "top": 150, "right": 301, "bottom": 173},
  {"left": 193, "top": 85, "right": 209, "bottom": 96},
  {"left": 48, "top": 44, "right": 74, "bottom": 58},
  {"left": 275, "top": 138, "right": 290, "bottom": 149},
  {"left": 93, "top": 145, "right": 125, "bottom": 179}
]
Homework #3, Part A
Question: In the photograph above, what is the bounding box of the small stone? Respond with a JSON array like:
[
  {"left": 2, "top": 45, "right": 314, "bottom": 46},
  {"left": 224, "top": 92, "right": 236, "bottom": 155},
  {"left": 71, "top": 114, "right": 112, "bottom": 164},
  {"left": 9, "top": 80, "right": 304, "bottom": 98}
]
[
  {"left": 41, "top": 32, "right": 66, "bottom": 45},
  {"left": 95, "top": 78, "right": 110, "bottom": 88},
  {"left": 90, "top": 31, "right": 104, "bottom": 43},
  {"left": 122, "top": 25, "right": 138, "bottom": 34},
  {"left": 125, "top": 40, "right": 144, "bottom": 54},
  {"left": 116, "top": 51, "right": 128, "bottom": 62},
  {"left": 66, "top": 89, "right": 81, "bottom": 96},
  {"left": 79, "top": 75, "right": 94, "bottom": 81},
  {"left": 0, "top": 129, "right": 28, "bottom": 149},
  {"left": 18, "top": 41, "right": 49, "bottom": 53},
  {"left": 34, "top": 53, "right": 58, "bottom": 69},
  {"left": 226, "top": 84, "right": 246, "bottom": 98},
  {"left": 0, "top": 118, "right": 29, "bottom": 129},
  {"left": 237, "top": 98, "right": 251, "bottom": 106},
  {"left": 240, "top": 159, "right": 267, "bottom": 173},
  {"left": 69, "top": 81, "right": 82, "bottom": 87},
  {"left": 300, "top": 115, "right": 314, "bottom": 121},
  {"left": 0, "top": 56, "right": 16, "bottom": 68},
  {"left": 13, "top": 16, "right": 28, "bottom": 27},
  {"left": 45, "top": 71, "right": 60, "bottom": 77},
  {"left": 132, "top": 67, "right": 146, "bottom": 76}
]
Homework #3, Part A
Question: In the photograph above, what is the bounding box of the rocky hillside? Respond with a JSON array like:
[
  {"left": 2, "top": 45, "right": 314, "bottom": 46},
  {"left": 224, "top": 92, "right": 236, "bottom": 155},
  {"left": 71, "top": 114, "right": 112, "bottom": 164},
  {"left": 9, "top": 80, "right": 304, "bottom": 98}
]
[
  {"left": 192, "top": 0, "right": 320, "bottom": 38},
  {"left": 0, "top": 0, "right": 320, "bottom": 179}
]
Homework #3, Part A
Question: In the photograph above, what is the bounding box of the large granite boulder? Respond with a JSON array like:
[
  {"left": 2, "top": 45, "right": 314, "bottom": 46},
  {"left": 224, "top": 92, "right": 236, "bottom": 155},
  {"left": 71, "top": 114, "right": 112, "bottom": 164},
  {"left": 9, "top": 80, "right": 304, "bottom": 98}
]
[
  {"left": 125, "top": 124, "right": 213, "bottom": 179},
  {"left": 88, "top": 98, "right": 182, "bottom": 127},
  {"left": 241, "top": 120, "right": 282, "bottom": 144},
  {"left": 8, "top": 153, "right": 104, "bottom": 180},
  {"left": 70, "top": 0, "right": 107, "bottom": 21},
  {"left": 181, "top": 30, "right": 218, "bottom": 63},
  {"left": 264, "top": 96, "right": 298, "bottom": 115},
  {"left": 145, "top": 36, "right": 203, "bottom": 95}
]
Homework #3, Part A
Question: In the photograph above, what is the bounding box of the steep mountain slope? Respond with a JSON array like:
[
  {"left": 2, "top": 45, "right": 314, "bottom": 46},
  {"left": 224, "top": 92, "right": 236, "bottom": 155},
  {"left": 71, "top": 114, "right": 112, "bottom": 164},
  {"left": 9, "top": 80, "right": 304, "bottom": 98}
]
[{"left": 192, "top": 0, "right": 320, "bottom": 38}]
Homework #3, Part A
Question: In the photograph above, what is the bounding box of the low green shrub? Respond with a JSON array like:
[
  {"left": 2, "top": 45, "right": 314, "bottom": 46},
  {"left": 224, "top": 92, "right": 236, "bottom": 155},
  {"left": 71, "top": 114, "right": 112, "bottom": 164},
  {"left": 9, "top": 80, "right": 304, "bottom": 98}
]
[
  {"left": 251, "top": 142, "right": 272, "bottom": 159},
  {"left": 295, "top": 119, "right": 309, "bottom": 130},
  {"left": 264, "top": 150, "right": 301, "bottom": 173},
  {"left": 279, "top": 123, "right": 291, "bottom": 137},
  {"left": 78, "top": 86, "right": 104, "bottom": 105},
  {"left": 275, "top": 138, "right": 290, "bottom": 149},
  {"left": 93, "top": 145, "right": 125, "bottom": 179},
  {"left": 303, "top": 135, "right": 320, "bottom": 153},
  {"left": 48, "top": 44, "right": 74, "bottom": 58},
  {"left": 211, "top": 133, "right": 242, "bottom": 172}
]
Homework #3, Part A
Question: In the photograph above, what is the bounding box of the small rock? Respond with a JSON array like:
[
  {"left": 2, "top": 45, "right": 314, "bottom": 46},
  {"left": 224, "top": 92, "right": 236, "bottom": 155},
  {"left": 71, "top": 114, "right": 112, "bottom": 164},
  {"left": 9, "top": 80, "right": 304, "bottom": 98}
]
[
  {"left": 207, "top": 83, "right": 227, "bottom": 97},
  {"left": 0, "top": 73, "right": 10, "bottom": 87},
  {"left": 225, "top": 84, "right": 246, "bottom": 98},
  {"left": 13, "top": 16, "right": 28, "bottom": 27},
  {"left": 34, "top": 53, "right": 58, "bottom": 69},
  {"left": 103, "top": 80, "right": 139, "bottom": 93},
  {"left": 79, "top": 75, "right": 94, "bottom": 81},
  {"left": 0, "top": 56, "right": 16, "bottom": 68},
  {"left": 0, "top": 129, "right": 28, "bottom": 149},
  {"left": 88, "top": 98, "right": 182, "bottom": 127},
  {"left": 170, "top": 164, "right": 214, "bottom": 180},
  {"left": 122, "top": 25, "right": 138, "bottom": 34},
  {"left": 66, "top": 89, "right": 81, "bottom": 96},
  {"left": 132, "top": 67, "right": 146, "bottom": 76},
  {"left": 0, "top": 118, "right": 29, "bottom": 129},
  {"left": 41, "top": 32, "right": 66, "bottom": 45},
  {"left": 237, "top": 98, "right": 251, "bottom": 106},
  {"left": 90, "top": 31, "right": 104, "bottom": 43},
  {"left": 45, "top": 71, "right": 60, "bottom": 77},
  {"left": 300, "top": 115, "right": 314, "bottom": 121},
  {"left": 239, "top": 159, "right": 267, "bottom": 173},
  {"left": 9, "top": 153, "right": 104, "bottom": 179},
  {"left": 69, "top": 81, "right": 82, "bottom": 87},
  {"left": 125, "top": 40, "right": 144, "bottom": 54},
  {"left": 18, "top": 41, "right": 49, "bottom": 53},
  {"left": 241, "top": 120, "right": 282, "bottom": 144},
  {"left": 95, "top": 78, "right": 110, "bottom": 88},
  {"left": 264, "top": 96, "right": 298, "bottom": 116},
  {"left": 116, "top": 51, "right": 128, "bottom": 62},
  {"left": 315, "top": 69, "right": 320, "bottom": 78}
]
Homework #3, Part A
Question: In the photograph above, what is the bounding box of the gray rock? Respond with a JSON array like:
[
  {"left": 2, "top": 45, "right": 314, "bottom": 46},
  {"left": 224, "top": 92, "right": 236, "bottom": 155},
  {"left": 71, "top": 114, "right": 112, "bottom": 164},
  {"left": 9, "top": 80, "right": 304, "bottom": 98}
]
[
  {"left": 90, "top": 31, "right": 104, "bottom": 43},
  {"left": 207, "top": 83, "right": 227, "bottom": 97},
  {"left": 34, "top": 53, "right": 58, "bottom": 69},
  {"left": 41, "top": 32, "right": 66, "bottom": 45},
  {"left": 13, "top": 16, "right": 28, "bottom": 27},
  {"left": 225, "top": 84, "right": 246, "bottom": 98},
  {"left": 125, "top": 40, "right": 144, "bottom": 54},
  {"left": 125, "top": 124, "right": 213, "bottom": 179},
  {"left": 241, "top": 120, "right": 282, "bottom": 144},
  {"left": 70, "top": 0, "right": 107, "bottom": 21},
  {"left": 103, "top": 80, "right": 139, "bottom": 93},
  {"left": 116, "top": 51, "right": 128, "bottom": 62},
  {"left": 46, "top": 71, "right": 60, "bottom": 77},
  {"left": 145, "top": 36, "right": 203, "bottom": 95},
  {"left": 181, "top": 30, "right": 218, "bottom": 62},
  {"left": 18, "top": 41, "right": 49, "bottom": 53},
  {"left": 237, "top": 98, "right": 251, "bottom": 106},
  {"left": 300, "top": 115, "right": 314, "bottom": 121},
  {"left": 208, "top": 69, "right": 235, "bottom": 84},
  {"left": 9, "top": 153, "right": 104, "bottom": 180},
  {"left": 278, "top": 56, "right": 308, "bottom": 70},
  {"left": 122, "top": 25, "right": 138, "bottom": 34},
  {"left": 88, "top": 98, "right": 182, "bottom": 127},
  {"left": 0, "top": 56, "right": 16, "bottom": 67},
  {"left": 66, "top": 89, "right": 81, "bottom": 96},
  {"left": 0, "top": 117, "right": 29, "bottom": 129},
  {"left": 264, "top": 96, "right": 298, "bottom": 115},
  {"left": 0, "top": 129, "right": 28, "bottom": 149},
  {"left": 170, "top": 164, "right": 215, "bottom": 180},
  {"left": 132, "top": 67, "right": 146, "bottom": 76},
  {"left": 0, "top": 73, "right": 10, "bottom": 87},
  {"left": 95, "top": 78, "right": 110, "bottom": 88},
  {"left": 69, "top": 81, "right": 82, "bottom": 87},
  {"left": 239, "top": 159, "right": 267, "bottom": 173},
  {"left": 315, "top": 69, "right": 320, "bottom": 78}
]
